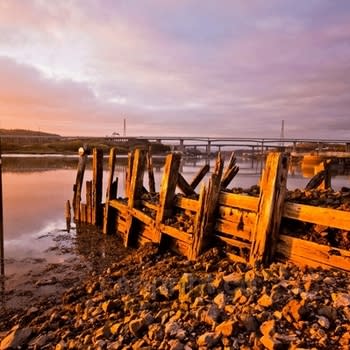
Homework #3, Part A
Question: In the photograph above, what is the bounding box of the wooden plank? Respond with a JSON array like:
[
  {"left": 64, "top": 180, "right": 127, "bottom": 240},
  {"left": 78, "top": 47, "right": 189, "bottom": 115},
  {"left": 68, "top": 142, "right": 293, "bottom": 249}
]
[
  {"left": 221, "top": 165, "right": 239, "bottom": 189},
  {"left": 141, "top": 200, "right": 158, "bottom": 211},
  {"left": 155, "top": 153, "right": 182, "bottom": 243},
  {"left": 160, "top": 224, "right": 192, "bottom": 244},
  {"left": 190, "top": 184, "right": 207, "bottom": 260},
  {"left": 147, "top": 146, "right": 156, "bottom": 193},
  {"left": 174, "top": 196, "right": 199, "bottom": 212},
  {"left": 86, "top": 180, "right": 92, "bottom": 224},
  {"left": 283, "top": 202, "right": 350, "bottom": 231},
  {"left": 190, "top": 164, "right": 210, "bottom": 190},
  {"left": 215, "top": 219, "right": 251, "bottom": 241},
  {"left": 72, "top": 154, "right": 87, "bottom": 221},
  {"left": 215, "top": 235, "right": 251, "bottom": 250},
  {"left": 131, "top": 208, "right": 154, "bottom": 226},
  {"left": 277, "top": 235, "right": 350, "bottom": 272},
  {"left": 218, "top": 192, "right": 258, "bottom": 212},
  {"left": 109, "top": 199, "right": 128, "bottom": 214},
  {"left": 177, "top": 173, "right": 196, "bottom": 196},
  {"left": 166, "top": 237, "right": 190, "bottom": 258},
  {"left": 218, "top": 206, "right": 256, "bottom": 230},
  {"left": 226, "top": 252, "right": 248, "bottom": 264},
  {"left": 103, "top": 148, "right": 117, "bottom": 234},
  {"left": 92, "top": 148, "right": 103, "bottom": 226},
  {"left": 250, "top": 153, "right": 289, "bottom": 266}
]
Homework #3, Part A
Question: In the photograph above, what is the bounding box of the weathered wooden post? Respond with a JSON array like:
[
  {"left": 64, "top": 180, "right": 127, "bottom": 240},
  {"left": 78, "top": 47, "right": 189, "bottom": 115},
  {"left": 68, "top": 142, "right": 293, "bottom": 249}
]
[
  {"left": 72, "top": 148, "right": 88, "bottom": 221},
  {"left": 124, "top": 149, "right": 146, "bottom": 247},
  {"left": 147, "top": 146, "right": 156, "bottom": 193},
  {"left": 103, "top": 148, "right": 117, "bottom": 234},
  {"left": 249, "top": 152, "right": 289, "bottom": 266},
  {"left": 92, "top": 148, "right": 103, "bottom": 226},
  {"left": 125, "top": 152, "right": 134, "bottom": 198},
  {"left": 155, "top": 153, "right": 182, "bottom": 244},
  {"left": 86, "top": 180, "right": 92, "bottom": 224},
  {"left": 65, "top": 200, "right": 71, "bottom": 232}
]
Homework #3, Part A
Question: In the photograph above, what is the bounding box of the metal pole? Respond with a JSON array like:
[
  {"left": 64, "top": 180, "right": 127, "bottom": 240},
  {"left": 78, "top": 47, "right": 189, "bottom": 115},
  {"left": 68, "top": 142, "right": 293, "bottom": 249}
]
[{"left": 0, "top": 135, "right": 4, "bottom": 277}]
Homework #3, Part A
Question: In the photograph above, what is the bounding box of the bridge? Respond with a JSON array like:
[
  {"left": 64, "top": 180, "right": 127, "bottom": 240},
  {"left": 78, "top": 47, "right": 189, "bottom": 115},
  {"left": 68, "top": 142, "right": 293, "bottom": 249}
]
[{"left": 2, "top": 134, "right": 350, "bottom": 156}]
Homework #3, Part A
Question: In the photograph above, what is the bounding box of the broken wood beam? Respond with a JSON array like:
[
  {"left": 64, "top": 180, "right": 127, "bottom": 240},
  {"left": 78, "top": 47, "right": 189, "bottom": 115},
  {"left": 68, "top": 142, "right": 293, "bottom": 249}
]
[
  {"left": 92, "top": 148, "right": 103, "bottom": 226},
  {"left": 177, "top": 173, "right": 196, "bottom": 196},
  {"left": 189, "top": 164, "right": 210, "bottom": 190},
  {"left": 103, "top": 148, "right": 117, "bottom": 234},
  {"left": 72, "top": 153, "right": 87, "bottom": 221},
  {"left": 249, "top": 152, "right": 289, "bottom": 266},
  {"left": 147, "top": 146, "right": 156, "bottom": 193}
]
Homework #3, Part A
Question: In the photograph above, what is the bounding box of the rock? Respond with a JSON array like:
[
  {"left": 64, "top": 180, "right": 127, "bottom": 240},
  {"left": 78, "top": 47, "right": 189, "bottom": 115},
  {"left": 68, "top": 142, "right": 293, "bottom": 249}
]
[
  {"left": 168, "top": 339, "right": 184, "bottom": 350},
  {"left": 260, "top": 320, "right": 275, "bottom": 336},
  {"left": 318, "top": 305, "right": 337, "bottom": 321},
  {"left": 102, "top": 300, "right": 120, "bottom": 313},
  {"left": 215, "top": 320, "right": 236, "bottom": 337},
  {"left": 165, "top": 321, "right": 181, "bottom": 337},
  {"left": 213, "top": 292, "right": 226, "bottom": 309},
  {"left": 282, "top": 299, "right": 307, "bottom": 322},
  {"left": 197, "top": 332, "right": 219, "bottom": 347},
  {"left": 332, "top": 293, "right": 350, "bottom": 307},
  {"left": 129, "top": 318, "right": 146, "bottom": 338},
  {"left": 240, "top": 314, "right": 258, "bottom": 332},
  {"left": 202, "top": 304, "right": 221, "bottom": 326},
  {"left": 258, "top": 293, "right": 273, "bottom": 308},
  {"left": 317, "top": 316, "right": 330, "bottom": 329},
  {"left": 260, "top": 335, "right": 282, "bottom": 350},
  {"left": 0, "top": 327, "right": 32, "bottom": 350}
]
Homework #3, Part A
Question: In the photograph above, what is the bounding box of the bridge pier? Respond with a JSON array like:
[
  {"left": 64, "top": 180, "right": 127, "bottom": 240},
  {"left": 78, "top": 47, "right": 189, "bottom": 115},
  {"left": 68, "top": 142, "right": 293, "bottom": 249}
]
[
  {"left": 179, "top": 139, "right": 185, "bottom": 153},
  {"left": 206, "top": 140, "right": 211, "bottom": 158}
]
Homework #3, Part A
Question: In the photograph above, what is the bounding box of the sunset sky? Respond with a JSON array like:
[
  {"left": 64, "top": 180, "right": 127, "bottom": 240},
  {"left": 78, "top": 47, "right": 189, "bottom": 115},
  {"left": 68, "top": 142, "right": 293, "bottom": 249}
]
[{"left": 0, "top": 0, "right": 350, "bottom": 138}]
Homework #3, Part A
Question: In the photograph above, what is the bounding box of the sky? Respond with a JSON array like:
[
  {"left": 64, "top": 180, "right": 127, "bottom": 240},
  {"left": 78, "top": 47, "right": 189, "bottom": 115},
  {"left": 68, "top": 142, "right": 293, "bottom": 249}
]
[{"left": 0, "top": 0, "right": 350, "bottom": 138}]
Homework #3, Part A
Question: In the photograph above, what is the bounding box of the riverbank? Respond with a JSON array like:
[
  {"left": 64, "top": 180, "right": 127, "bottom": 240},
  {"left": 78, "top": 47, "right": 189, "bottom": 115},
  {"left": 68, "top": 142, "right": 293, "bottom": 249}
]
[{"left": 1, "top": 240, "right": 350, "bottom": 349}]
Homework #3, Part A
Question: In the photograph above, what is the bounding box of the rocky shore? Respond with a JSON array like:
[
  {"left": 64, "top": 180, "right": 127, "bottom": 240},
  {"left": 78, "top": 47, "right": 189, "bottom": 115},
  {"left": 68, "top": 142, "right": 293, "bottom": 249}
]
[{"left": 1, "top": 243, "right": 349, "bottom": 350}]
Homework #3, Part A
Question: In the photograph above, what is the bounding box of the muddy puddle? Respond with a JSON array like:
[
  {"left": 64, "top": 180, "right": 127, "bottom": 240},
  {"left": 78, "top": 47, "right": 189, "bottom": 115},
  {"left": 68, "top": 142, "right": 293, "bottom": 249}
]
[{"left": 0, "top": 224, "right": 129, "bottom": 314}]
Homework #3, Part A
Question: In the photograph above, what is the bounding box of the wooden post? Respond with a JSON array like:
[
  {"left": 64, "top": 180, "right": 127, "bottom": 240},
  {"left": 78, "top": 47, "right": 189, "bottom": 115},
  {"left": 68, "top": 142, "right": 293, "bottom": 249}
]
[
  {"left": 249, "top": 152, "right": 289, "bottom": 266},
  {"left": 125, "top": 152, "right": 134, "bottom": 198},
  {"left": 103, "top": 148, "right": 117, "bottom": 234},
  {"left": 147, "top": 146, "right": 156, "bottom": 193},
  {"left": 72, "top": 153, "right": 87, "bottom": 221},
  {"left": 92, "top": 148, "right": 103, "bottom": 226},
  {"left": 221, "top": 153, "right": 239, "bottom": 189},
  {"left": 124, "top": 149, "right": 146, "bottom": 247},
  {"left": 155, "top": 153, "right": 182, "bottom": 243},
  {"left": 65, "top": 200, "right": 71, "bottom": 232},
  {"left": 177, "top": 173, "right": 196, "bottom": 196},
  {"left": 190, "top": 184, "right": 207, "bottom": 260},
  {"left": 198, "top": 152, "right": 224, "bottom": 252},
  {"left": 86, "top": 180, "right": 92, "bottom": 224}
]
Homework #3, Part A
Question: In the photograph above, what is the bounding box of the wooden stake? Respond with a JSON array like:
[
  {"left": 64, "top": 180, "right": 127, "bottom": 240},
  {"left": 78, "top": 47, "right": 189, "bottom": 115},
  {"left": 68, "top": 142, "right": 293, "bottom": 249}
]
[
  {"left": 65, "top": 200, "right": 71, "bottom": 232},
  {"left": 249, "top": 152, "right": 289, "bottom": 266},
  {"left": 86, "top": 180, "right": 92, "bottom": 224},
  {"left": 147, "top": 146, "right": 156, "bottom": 193},
  {"left": 155, "top": 153, "right": 182, "bottom": 243},
  {"left": 92, "top": 148, "right": 103, "bottom": 226},
  {"left": 0, "top": 138, "right": 4, "bottom": 277},
  {"left": 190, "top": 184, "right": 207, "bottom": 260},
  {"left": 103, "top": 148, "right": 117, "bottom": 234},
  {"left": 199, "top": 152, "right": 224, "bottom": 252},
  {"left": 125, "top": 151, "right": 134, "bottom": 198},
  {"left": 125, "top": 149, "right": 146, "bottom": 247},
  {"left": 72, "top": 154, "right": 87, "bottom": 221}
]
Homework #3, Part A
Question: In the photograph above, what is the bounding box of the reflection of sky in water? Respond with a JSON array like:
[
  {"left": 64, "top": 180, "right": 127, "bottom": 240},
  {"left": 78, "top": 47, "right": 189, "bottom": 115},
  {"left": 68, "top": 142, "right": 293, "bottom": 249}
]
[{"left": 2, "top": 156, "right": 349, "bottom": 261}]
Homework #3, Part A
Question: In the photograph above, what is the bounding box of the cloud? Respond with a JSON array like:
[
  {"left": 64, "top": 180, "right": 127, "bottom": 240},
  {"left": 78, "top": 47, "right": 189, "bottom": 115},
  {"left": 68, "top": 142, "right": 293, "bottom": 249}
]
[{"left": 0, "top": 0, "right": 350, "bottom": 138}]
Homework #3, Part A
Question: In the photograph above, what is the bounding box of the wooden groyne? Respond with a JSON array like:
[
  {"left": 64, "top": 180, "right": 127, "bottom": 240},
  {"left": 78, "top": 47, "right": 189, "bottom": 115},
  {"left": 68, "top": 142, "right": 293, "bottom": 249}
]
[{"left": 67, "top": 147, "right": 350, "bottom": 272}]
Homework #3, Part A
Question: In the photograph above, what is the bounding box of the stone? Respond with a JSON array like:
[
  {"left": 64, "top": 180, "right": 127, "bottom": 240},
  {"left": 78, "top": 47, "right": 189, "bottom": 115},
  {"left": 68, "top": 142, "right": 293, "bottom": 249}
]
[
  {"left": 260, "top": 335, "right": 281, "bottom": 350},
  {"left": 282, "top": 299, "right": 307, "bottom": 322},
  {"left": 318, "top": 305, "right": 337, "bottom": 321},
  {"left": 165, "top": 321, "right": 181, "bottom": 337},
  {"left": 332, "top": 293, "right": 350, "bottom": 308},
  {"left": 213, "top": 292, "right": 226, "bottom": 309},
  {"left": 215, "top": 320, "right": 236, "bottom": 337},
  {"left": 240, "top": 314, "right": 258, "bottom": 332},
  {"left": 0, "top": 327, "right": 32, "bottom": 350},
  {"left": 260, "top": 320, "right": 275, "bottom": 336},
  {"left": 258, "top": 293, "right": 273, "bottom": 308},
  {"left": 102, "top": 300, "right": 120, "bottom": 313},
  {"left": 317, "top": 316, "right": 330, "bottom": 329},
  {"left": 197, "top": 332, "right": 219, "bottom": 347},
  {"left": 168, "top": 339, "right": 184, "bottom": 350},
  {"left": 148, "top": 324, "right": 164, "bottom": 341},
  {"left": 129, "top": 318, "right": 146, "bottom": 338},
  {"left": 202, "top": 304, "right": 221, "bottom": 326}
]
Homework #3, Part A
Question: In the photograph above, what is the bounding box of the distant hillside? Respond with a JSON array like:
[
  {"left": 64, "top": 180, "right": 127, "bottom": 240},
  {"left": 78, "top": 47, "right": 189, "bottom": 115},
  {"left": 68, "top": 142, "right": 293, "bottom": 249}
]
[{"left": 0, "top": 128, "right": 60, "bottom": 137}]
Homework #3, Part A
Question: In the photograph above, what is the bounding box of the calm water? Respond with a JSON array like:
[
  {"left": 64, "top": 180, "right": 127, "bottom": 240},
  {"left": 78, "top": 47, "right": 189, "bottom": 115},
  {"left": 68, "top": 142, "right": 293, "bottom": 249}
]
[{"left": 1, "top": 154, "right": 349, "bottom": 264}]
